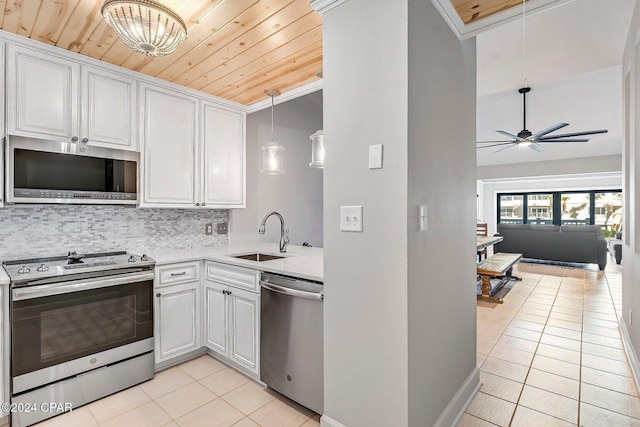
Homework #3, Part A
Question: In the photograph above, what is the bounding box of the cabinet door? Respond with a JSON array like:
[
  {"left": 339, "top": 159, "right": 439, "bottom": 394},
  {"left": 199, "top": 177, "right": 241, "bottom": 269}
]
[
  {"left": 0, "top": 43, "right": 3, "bottom": 207},
  {"left": 141, "top": 85, "right": 198, "bottom": 207},
  {"left": 155, "top": 282, "right": 200, "bottom": 363},
  {"left": 7, "top": 45, "right": 78, "bottom": 140},
  {"left": 204, "top": 280, "right": 228, "bottom": 356},
  {"left": 201, "top": 103, "right": 245, "bottom": 207},
  {"left": 82, "top": 66, "right": 137, "bottom": 149},
  {"left": 228, "top": 287, "right": 259, "bottom": 374}
]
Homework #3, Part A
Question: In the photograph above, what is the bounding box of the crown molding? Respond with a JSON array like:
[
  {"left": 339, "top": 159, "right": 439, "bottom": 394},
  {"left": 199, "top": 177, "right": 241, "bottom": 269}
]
[
  {"left": 430, "top": 0, "right": 575, "bottom": 40},
  {"left": 245, "top": 79, "right": 323, "bottom": 114},
  {"left": 310, "top": 0, "right": 351, "bottom": 14}
]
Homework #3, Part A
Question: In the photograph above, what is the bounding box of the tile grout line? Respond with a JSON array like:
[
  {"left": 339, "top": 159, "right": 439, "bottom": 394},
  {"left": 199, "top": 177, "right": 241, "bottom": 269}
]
[
  {"left": 576, "top": 269, "right": 588, "bottom": 427},
  {"left": 506, "top": 271, "right": 553, "bottom": 426}
]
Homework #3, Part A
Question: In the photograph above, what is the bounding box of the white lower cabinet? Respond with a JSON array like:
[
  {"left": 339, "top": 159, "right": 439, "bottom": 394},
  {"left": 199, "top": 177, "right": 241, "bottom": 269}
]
[
  {"left": 204, "top": 261, "right": 260, "bottom": 376},
  {"left": 154, "top": 263, "right": 201, "bottom": 363},
  {"left": 154, "top": 260, "right": 259, "bottom": 376}
]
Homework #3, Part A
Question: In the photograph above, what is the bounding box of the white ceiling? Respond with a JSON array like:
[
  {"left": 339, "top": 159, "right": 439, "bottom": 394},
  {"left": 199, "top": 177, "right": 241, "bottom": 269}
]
[{"left": 476, "top": 0, "right": 635, "bottom": 166}]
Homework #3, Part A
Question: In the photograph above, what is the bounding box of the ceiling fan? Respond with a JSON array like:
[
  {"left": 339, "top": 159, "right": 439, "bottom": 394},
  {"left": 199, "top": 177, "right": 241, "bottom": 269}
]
[{"left": 476, "top": 87, "right": 608, "bottom": 153}]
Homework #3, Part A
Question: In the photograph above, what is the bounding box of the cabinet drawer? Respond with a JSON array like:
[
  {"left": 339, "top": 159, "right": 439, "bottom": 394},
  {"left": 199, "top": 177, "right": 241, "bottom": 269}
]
[
  {"left": 157, "top": 262, "right": 200, "bottom": 287},
  {"left": 205, "top": 261, "right": 259, "bottom": 292}
]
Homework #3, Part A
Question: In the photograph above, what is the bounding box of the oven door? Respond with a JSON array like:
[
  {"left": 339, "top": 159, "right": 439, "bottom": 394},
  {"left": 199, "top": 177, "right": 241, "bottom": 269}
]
[{"left": 11, "top": 271, "right": 154, "bottom": 394}]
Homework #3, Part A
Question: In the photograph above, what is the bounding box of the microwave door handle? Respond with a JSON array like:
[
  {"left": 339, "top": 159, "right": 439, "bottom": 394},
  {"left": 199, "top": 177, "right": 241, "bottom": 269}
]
[{"left": 12, "top": 271, "right": 155, "bottom": 301}]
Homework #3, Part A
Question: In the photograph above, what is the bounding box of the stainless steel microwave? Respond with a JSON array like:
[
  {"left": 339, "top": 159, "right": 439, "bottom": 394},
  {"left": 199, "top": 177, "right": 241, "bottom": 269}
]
[{"left": 5, "top": 135, "right": 139, "bottom": 204}]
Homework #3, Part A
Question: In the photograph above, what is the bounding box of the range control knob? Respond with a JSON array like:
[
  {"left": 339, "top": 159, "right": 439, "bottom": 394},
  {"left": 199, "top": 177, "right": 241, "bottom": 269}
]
[
  {"left": 17, "top": 266, "right": 31, "bottom": 274},
  {"left": 128, "top": 255, "right": 137, "bottom": 263},
  {"left": 36, "top": 264, "right": 49, "bottom": 272},
  {"left": 141, "top": 254, "right": 149, "bottom": 261}
]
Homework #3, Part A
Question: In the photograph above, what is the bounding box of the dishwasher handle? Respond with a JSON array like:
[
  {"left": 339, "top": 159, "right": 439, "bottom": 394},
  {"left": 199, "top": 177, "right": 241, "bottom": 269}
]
[{"left": 260, "top": 281, "right": 323, "bottom": 301}]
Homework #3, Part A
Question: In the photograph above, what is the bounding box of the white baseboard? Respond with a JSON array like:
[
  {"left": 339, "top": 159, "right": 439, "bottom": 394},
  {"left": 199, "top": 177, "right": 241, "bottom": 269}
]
[
  {"left": 320, "top": 414, "right": 347, "bottom": 427},
  {"left": 620, "top": 317, "right": 640, "bottom": 393},
  {"left": 319, "top": 367, "right": 480, "bottom": 427},
  {"left": 433, "top": 367, "right": 481, "bottom": 427}
]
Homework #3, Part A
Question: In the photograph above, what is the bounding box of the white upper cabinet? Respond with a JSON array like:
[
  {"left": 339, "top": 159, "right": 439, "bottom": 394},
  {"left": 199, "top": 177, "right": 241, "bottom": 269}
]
[
  {"left": 141, "top": 84, "right": 198, "bottom": 207},
  {"left": 141, "top": 84, "right": 246, "bottom": 209},
  {"left": 202, "top": 102, "right": 245, "bottom": 207},
  {"left": 0, "top": 42, "right": 4, "bottom": 208},
  {"left": 81, "top": 66, "right": 137, "bottom": 149},
  {"left": 6, "top": 45, "right": 137, "bottom": 150},
  {"left": 7, "top": 45, "right": 78, "bottom": 141}
]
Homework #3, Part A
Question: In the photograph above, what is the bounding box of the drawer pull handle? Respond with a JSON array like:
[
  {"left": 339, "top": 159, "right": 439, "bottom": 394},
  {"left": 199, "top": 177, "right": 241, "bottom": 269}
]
[
  {"left": 156, "top": 293, "right": 161, "bottom": 297},
  {"left": 170, "top": 272, "right": 187, "bottom": 277}
]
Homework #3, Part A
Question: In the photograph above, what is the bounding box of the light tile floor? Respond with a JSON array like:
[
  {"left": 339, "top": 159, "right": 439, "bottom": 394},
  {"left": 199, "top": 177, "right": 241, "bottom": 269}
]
[
  {"left": 14, "top": 256, "right": 635, "bottom": 427},
  {"left": 32, "top": 356, "right": 320, "bottom": 427},
  {"left": 461, "top": 256, "right": 638, "bottom": 427}
]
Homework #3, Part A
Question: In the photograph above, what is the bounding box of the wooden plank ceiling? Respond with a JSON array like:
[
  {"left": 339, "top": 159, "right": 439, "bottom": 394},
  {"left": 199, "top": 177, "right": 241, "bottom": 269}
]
[
  {"left": 0, "top": 0, "right": 322, "bottom": 105},
  {"left": 451, "top": 0, "right": 528, "bottom": 25},
  {"left": 0, "top": 0, "right": 525, "bottom": 105}
]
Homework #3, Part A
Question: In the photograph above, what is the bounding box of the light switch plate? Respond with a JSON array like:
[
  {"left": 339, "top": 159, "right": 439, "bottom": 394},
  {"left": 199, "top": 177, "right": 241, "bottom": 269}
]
[
  {"left": 419, "top": 205, "right": 427, "bottom": 231},
  {"left": 340, "top": 206, "right": 363, "bottom": 232},
  {"left": 369, "top": 144, "right": 383, "bottom": 169}
]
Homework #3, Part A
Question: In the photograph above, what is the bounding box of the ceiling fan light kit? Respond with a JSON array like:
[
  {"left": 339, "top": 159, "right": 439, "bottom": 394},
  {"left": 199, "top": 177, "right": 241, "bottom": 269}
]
[{"left": 477, "top": 86, "right": 608, "bottom": 153}]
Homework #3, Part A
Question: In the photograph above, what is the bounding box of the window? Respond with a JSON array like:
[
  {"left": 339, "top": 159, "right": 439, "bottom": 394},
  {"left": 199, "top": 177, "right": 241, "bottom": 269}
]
[
  {"left": 527, "top": 194, "right": 553, "bottom": 224},
  {"left": 595, "top": 192, "right": 623, "bottom": 237},
  {"left": 498, "top": 195, "right": 523, "bottom": 223},
  {"left": 496, "top": 190, "right": 622, "bottom": 227},
  {"left": 561, "top": 192, "right": 590, "bottom": 225}
]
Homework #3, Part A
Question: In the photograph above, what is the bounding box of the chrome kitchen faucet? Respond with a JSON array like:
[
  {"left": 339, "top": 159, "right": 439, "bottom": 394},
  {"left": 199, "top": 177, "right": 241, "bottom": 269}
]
[{"left": 259, "top": 211, "right": 289, "bottom": 253}]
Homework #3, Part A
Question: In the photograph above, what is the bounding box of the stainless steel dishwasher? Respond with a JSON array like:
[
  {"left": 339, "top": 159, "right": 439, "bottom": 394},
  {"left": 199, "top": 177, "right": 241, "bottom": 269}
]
[{"left": 260, "top": 273, "right": 323, "bottom": 414}]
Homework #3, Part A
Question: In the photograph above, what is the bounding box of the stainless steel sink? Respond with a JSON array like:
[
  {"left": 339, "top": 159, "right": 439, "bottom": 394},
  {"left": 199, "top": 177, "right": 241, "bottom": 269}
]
[{"left": 231, "top": 253, "right": 286, "bottom": 262}]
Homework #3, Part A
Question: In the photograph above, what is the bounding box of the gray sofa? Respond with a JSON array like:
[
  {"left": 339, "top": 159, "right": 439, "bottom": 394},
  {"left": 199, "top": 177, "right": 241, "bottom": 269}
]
[{"left": 495, "top": 223, "right": 607, "bottom": 270}]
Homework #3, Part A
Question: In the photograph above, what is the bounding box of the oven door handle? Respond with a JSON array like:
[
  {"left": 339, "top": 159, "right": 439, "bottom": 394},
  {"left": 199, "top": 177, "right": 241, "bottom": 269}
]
[{"left": 12, "top": 271, "right": 155, "bottom": 301}]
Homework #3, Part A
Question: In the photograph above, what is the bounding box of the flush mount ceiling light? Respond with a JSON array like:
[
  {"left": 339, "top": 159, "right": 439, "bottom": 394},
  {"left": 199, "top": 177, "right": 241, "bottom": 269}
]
[
  {"left": 309, "top": 130, "right": 324, "bottom": 168},
  {"left": 101, "top": 0, "right": 187, "bottom": 57},
  {"left": 261, "top": 90, "right": 285, "bottom": 175}
]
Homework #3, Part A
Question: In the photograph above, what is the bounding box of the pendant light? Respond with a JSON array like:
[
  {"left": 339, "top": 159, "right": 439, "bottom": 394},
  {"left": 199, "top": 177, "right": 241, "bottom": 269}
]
[
  {"left": 261, "top": 90, "right": 286, "bottom": 174},
  {"left": 309, "top": 130, "right": 324, "bottom": 168},
  {"left": 101, "top": 0, "right": 187, "bottom": 57}
]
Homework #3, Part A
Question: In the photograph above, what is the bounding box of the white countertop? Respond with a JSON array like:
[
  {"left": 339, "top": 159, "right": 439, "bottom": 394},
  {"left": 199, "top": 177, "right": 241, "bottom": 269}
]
[{"left": 142, "top": 242, "right": 323, "bottom": 282}]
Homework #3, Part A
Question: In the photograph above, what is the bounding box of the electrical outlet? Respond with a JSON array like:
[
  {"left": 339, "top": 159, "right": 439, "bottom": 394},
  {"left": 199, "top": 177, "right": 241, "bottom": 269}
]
[
  {"left": 216, "top": 222, "right": 228, "bottom": 235},
  {"left": 205, "top": 223, "right": 213, "bottom": 235}
]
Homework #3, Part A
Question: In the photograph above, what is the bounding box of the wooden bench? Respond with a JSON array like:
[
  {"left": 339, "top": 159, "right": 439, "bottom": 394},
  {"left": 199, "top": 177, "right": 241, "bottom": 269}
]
[{"left": 477, "top": 252, "right": 522, "bottom": 304}]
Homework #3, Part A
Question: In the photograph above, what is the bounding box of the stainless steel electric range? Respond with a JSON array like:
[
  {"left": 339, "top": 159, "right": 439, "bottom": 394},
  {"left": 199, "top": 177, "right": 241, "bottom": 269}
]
[{"left": 2, "top": 251, "right": 156, "bottom": 427}]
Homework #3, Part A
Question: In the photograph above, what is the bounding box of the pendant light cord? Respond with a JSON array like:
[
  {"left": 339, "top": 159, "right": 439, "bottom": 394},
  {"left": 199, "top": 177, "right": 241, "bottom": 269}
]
[
  {"left": 271, "top": 95, "right": 275, "bottom": 142},
  {"left": 522, "top": 0, "right": 527, "bottom": 88}
]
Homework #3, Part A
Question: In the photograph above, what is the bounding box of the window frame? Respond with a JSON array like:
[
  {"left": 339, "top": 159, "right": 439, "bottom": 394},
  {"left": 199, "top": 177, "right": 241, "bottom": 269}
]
[{"left": 496, "top": 189, "right": 622, "bottom": 226}]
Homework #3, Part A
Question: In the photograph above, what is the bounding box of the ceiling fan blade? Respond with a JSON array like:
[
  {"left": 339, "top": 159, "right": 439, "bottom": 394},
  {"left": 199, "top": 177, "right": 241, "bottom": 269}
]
[
  {"left": 496, "top": 130, "right": 521, "bottom": 140},
  {"left": 476, "top": 140, "right": 514, "bottom": 144},
  {"left": 529, "top": 143, "right": 545, "bottom": 152},
  {"left": 494, "top": 144, "right": 516, "bottom": 153},
  {"left": 538, "top": 129, "right": 608, "bottom": 140},
  {"left": 477, "top": 142, "right": 515, "bottom": 149},
  {"left": 539, "top": 138, "right": 590, "bottom": 143},
  {"left": 531, "top": 123, "right": 569, "bottom": 139}
]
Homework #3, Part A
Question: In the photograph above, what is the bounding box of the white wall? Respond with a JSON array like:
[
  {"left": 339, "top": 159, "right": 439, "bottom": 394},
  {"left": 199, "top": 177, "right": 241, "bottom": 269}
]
[
  {"left": 407, "top": 1, "right": 478, "bottom": 426},
  {"left": 621, "top": 0, "right": 640, "bottom": 388},
  {"left": 321, "top": 0, "right": 477, "bottom": 426},
  {"left": 477, "top": 154, "right": 621, "bottom": 180},
  {"left": 322, "top": 0, "right": 409, "bottom": 424},
  {"left": 230, "top": 91, "right": 323, "bottom": 247}
]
